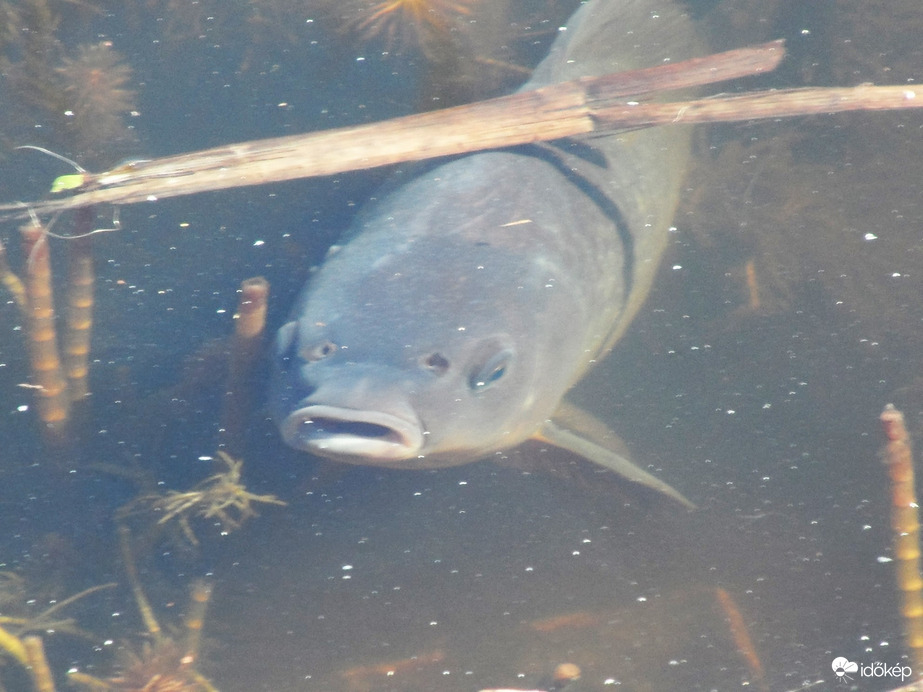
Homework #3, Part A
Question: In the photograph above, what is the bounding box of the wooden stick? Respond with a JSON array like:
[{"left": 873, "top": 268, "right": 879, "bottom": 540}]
[
  {"left": 592, "top": 82, "right": 923, "bottom": 129},
  {"left": 0, "top": 41, "right": 785, "bottom": 220},
  {"left": 880, "top": 404, "right": 923, "bottom": 676},
  {"left": 4, "top": 41, "right": 922, "bottom": 223}
]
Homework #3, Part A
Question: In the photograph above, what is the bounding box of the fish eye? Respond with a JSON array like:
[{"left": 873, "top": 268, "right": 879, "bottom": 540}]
[
  {"left": 301, "top": 340, "right": 338, "bottom": 362},
  {"left": 468, "top": 349, "right": 513, "bottom": 392},
  {"left": 421, "top": 352, "right": 450, "bottom": 375}
]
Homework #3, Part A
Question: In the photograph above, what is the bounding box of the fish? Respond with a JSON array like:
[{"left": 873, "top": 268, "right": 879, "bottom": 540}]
[{"left": 270, "top": 0, "right": 702, "bottom": 507}]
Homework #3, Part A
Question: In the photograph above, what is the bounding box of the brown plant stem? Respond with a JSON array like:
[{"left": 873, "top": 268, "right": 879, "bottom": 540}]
[
  {"left": 0, "top": 239, "right": 28, "bottom": 316},
  {"left": 881, "top": 404, "right": 923, "bottom": 676},
  {"left": 20, "top": 222, "right": 70, "bottom": 445},
  {"left": 219, "top": 276, "right": 269, "bottom": 457},
  {"left": 715, "top": 587, "right": 767, "bottom": 691},
  {"left": 63, "top": 207, "right": 95, "bottom": 402},
  {"left": 22, "top": 635, "right": 56, "bottom": 692}
]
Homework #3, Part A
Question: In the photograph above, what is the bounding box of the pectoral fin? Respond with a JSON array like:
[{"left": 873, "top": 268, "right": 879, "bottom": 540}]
[{"left": 535, "top": 414, "right": 695, "bottom": 509}]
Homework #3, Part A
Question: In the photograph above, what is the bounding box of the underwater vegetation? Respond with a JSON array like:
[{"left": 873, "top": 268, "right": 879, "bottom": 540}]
[
  {"left": 676, "top": 0, "right": 923, "bottom": 404},
  {"left": 0, "top": 0, "right": 137, "bottom": 169},
  {"left": 0, "top": 175, "right": 277, "bottom": 689},
  {"left": 0, "top": 0, "right": 565, "bottom": 173},
  {"left": 71, "top": 635, "right": 216, "bottom": 692},
  {"left": 0, "top": 572, "right": 111, "bottom": 645},
  {"left": 0, "top": 573, "right": 113, "bottom": 692},
  {"left": 322, "top": 0, "right": 570, "bottom": 105},
  {"left": 54, "top": 42, "right": 137, "bottom": 159},
  {"left": 118, "top": 451, "right": 286, "bottom": 547},
  {"left": 68, "top": 532, "right": 219, "bottom": 692},
  {"left": 0, "top": 454, "right": 272, "bottom": 690},
  {"left": 344, "top": 0, "right": 477, "bottom": 57}
]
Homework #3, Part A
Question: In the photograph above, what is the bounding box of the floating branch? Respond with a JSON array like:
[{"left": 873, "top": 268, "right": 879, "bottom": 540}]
[
  {"left": 880, "top": 404, "right": 923, "bottom": 676},
  {"left": 592, "top": 82, "right": 922, "bottom": 129},
  {"left": 0, "top": 40, "right": 786, "bottom": 220},
  {"left": 4, "top": 40, "right": 923, "bottom": 223}
]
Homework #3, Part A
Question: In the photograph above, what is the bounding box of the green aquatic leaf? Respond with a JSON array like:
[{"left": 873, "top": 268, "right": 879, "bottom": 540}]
[{"left": 50, "top": 173, "right": 86, "bottom": 194}]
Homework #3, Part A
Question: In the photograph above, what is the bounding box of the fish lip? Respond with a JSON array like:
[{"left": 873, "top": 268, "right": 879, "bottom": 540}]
[{"left": 279, "top": 404, "right": 424, "bottom": 461}]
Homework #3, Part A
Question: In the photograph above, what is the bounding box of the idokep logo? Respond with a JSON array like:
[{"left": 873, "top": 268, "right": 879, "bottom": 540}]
[{"left": 832, "top": 657, "right": 913, "bottom": 684}]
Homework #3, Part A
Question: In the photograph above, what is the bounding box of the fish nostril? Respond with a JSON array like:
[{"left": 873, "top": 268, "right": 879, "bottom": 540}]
[
  {"left": 421, "top": 352, "right": 450, "bottom": 375},
  {"left": 302, "top": 340, "right": 338, "bottom": 362}
]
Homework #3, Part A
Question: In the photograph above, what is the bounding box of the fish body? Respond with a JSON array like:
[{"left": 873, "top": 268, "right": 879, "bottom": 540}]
[{"left": 271, "top": 0, "right": 701, "bottom": 498}]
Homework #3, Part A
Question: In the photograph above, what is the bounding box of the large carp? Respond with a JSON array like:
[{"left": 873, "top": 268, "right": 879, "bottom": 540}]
[{"left": 270, "top": 0, "right": 701, "bottom": 506}]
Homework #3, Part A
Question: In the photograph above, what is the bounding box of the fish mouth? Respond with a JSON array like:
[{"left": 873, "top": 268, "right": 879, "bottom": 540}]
[{"left": 279, "top": 404, "right": 424, "bottom": 461}]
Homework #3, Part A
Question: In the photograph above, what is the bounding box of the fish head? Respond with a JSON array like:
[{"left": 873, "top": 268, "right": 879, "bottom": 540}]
[{"left": 271, "top": 222, "right": 584, "bottom": 469}]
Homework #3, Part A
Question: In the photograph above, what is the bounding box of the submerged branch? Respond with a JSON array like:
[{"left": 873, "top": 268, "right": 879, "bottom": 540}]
[{"left": 2, "top": 39, "right": 920, "bottom": 220}]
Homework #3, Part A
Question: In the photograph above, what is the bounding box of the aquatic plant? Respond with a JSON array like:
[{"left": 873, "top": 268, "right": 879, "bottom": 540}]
[
  {"left": 0, "top": 0, "right": 139, "bottom": 169},
  {"left": 118, "top": 451, "right": 286, "bottom": 546},
  {"left": 69, "top": 570, "right": 218, "bottom": 692},
  {"left": 0, "top": 574, "right": 114, "bottom": 692},
  {"left": 0, "top": 575, "right": 110, "bottom": 643},
  {"left": 73, "top": 636, "right": 217, "bottom": 692},
  {"left": 345, "top": 0, "right": 477, "bottom": 57},
  {"left": 54, "top": 41, "right": 137, "bottom": 157}
]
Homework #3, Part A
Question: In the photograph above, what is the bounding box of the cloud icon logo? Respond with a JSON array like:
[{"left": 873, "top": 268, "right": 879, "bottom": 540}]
[{"left": 832, "top": 657, "right": 859, "bottom": 680}]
